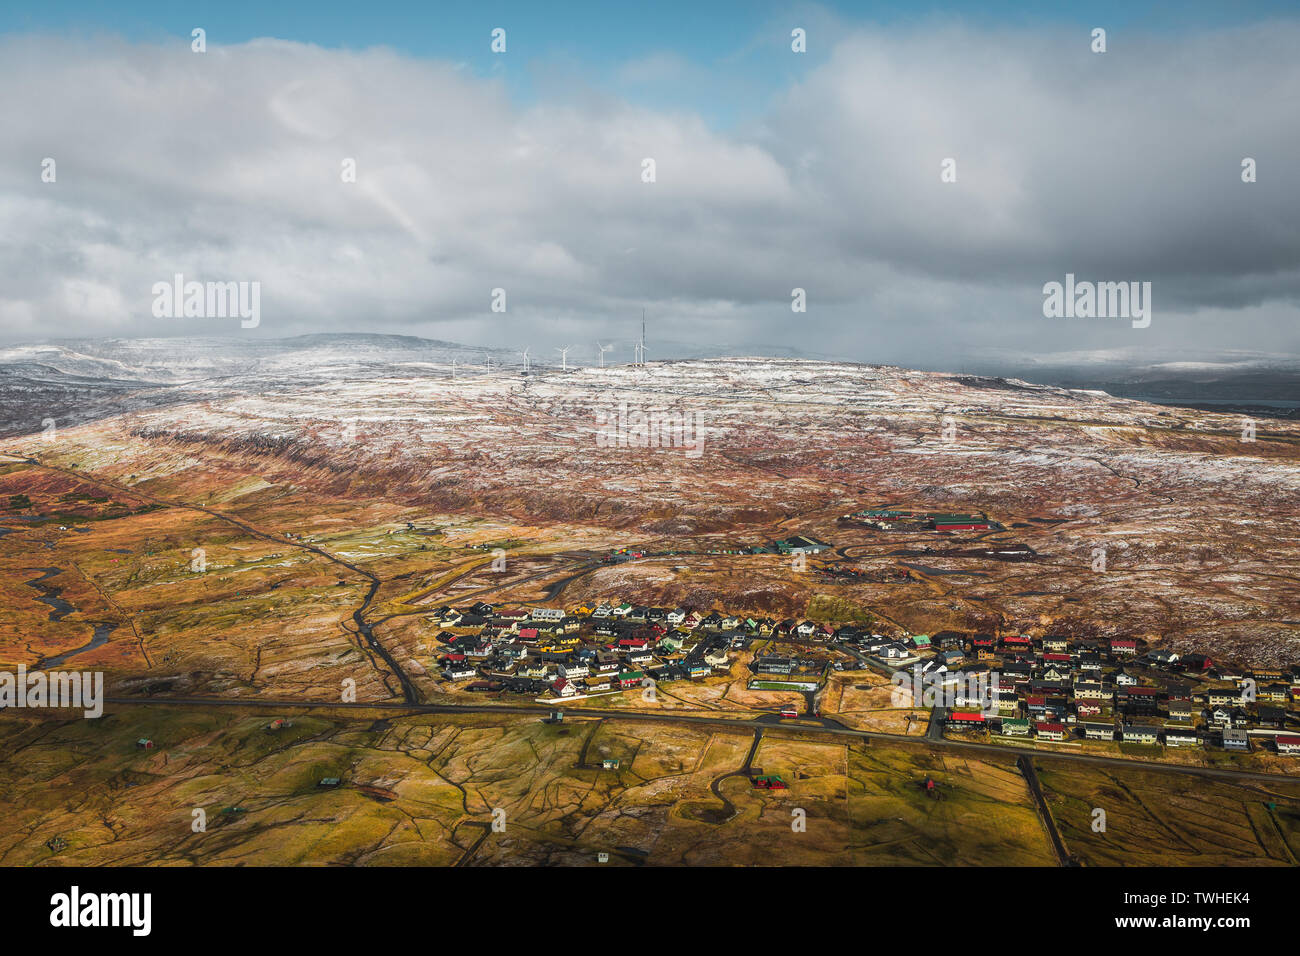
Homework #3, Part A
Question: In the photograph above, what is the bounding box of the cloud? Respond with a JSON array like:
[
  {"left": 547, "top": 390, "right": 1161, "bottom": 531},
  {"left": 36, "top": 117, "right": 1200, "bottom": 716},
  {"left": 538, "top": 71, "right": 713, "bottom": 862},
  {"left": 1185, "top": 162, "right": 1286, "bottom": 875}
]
[{"left": 1, "top": 22, "right": 1297, "bottom": 367}]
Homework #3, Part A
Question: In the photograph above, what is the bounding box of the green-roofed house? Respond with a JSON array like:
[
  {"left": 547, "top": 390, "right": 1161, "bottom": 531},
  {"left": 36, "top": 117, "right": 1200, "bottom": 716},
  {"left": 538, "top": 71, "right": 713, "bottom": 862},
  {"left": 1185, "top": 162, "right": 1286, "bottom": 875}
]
[{"left": 999, "top": 718, "right": 1030, "bottom": 737}]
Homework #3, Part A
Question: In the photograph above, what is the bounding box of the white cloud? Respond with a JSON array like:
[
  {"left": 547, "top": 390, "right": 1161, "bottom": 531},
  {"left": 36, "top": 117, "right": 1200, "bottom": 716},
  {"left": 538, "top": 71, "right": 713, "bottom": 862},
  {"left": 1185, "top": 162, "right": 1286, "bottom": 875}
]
[{"left": 0, "top": 24, "right": 1298, "bottom": 366}]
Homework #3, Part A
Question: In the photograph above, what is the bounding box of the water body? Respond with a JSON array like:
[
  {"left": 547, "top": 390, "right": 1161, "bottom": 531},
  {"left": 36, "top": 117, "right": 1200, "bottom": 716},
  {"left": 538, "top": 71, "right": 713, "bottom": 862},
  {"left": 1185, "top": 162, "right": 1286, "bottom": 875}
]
[
  {"left": 37, "top": 622, "right": 116, "bottom": 668},
  {"left": 1129, "top": 396, "right": 1300, "bottom": 420},
  {"left": 25, "top": 568, "right": 74, "bottom": 621},
  {"left": 1131, "top": 396, "right": 1300, "bottom": 409}
]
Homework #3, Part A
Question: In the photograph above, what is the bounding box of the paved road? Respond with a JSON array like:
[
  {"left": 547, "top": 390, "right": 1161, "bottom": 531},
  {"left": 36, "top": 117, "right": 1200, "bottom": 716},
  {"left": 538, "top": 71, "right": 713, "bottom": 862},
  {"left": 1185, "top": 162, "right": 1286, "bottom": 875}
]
[{"left": 97, "top": 695, "right": 1300, "bottom": 787}]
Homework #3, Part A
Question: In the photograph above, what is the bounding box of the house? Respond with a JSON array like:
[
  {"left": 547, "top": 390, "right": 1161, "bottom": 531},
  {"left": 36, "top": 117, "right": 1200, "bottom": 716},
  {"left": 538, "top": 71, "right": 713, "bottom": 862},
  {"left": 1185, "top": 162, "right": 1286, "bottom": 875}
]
[
  {"left": 930, "top": 514, "right": 990, "bottom": 532},
  {"left": 1042, "top": 637, "right": 1068, "bottom": 653},
  {"left": 617, "top": 671, "right": 645, "bottom": 689},
  {"left": 946, "top": 711, "right": 987, "bottom": 730},
  {"left": 583, "top": 677, "right": 611, "bottom": 692},
  {"left": 442, "top": 664, "right": 478, "bottom": 681},
  {"left": 1074, "top": 681, "right": 1110, "bottom": 701},
  {"left": 795, "top": 620, "right": 819, "bottom": 638},
  {"left": 1082, "top": 722, "right": 1115, "bottom": 741},
  {"left": 1113, "top": 670, "right": 1139, "bottom": 687},
  {"left": 136, "top": 738, "right": 155, "bottom": 750},
  {"left": 602, "top": 758, "right": 621, "bottom": 770},
  {"left": 1255, "top": 705, "right": 1286, "bottom": 729},
  {"left": 558, "top": 662, "right": 589, "bottom": 679},
  {"left": 999, "top": 718, "right": 1030, "bottom": 736},
  {"left": 1164, "top": 726, "right": 1200, "bottom": 747},
  {"left": 1122, "top": 724, "right": 1160, "bottom": 745},
  {"left": 754, "top": 656, "right": 795, "bottom": 675},
  {"left": 1222, "top": 729, "right": 1251, "bottom": 752},
  {"left": 551, "top": 677, "right": 578, "bottom": 698},
  {"left": 772, "top": 535, "right": 831, "bottom": 555},
  {"left": 1208, "top": 704, "right": 1231, "bottom": 725},
  {"left": 1166, "top": 699, "right": 1196, "bottom": 722},
  {"left": 1034, "top": 722, "right": 1066, "bottom": 741},
  {"left": 1110, "top": 638, "right": 1138, "bottom": 656},
  {"left": 1276, "top": 735, "right": 1300, "bottom": 756},
  {"left": 877, "top": 641, "right": 911, "bottom": 661},
  {"left": 1259, "top": 683, "right": 1290, "bottom": 704},
  {"left": 1041, "top": 663, "right": 1071, "bottom": 683},
  {"left": 1119, "top": 686, "right": 1161, "bottom": 717},
  {"left": 1002, "top": 634, "right": 1033, "bottom": 650},
  {"left": 1076, "top": 700, "right": 1104, "bottom": 719},
  {"left": 704, "top": 645, "right": 730, "bottom": 668}
]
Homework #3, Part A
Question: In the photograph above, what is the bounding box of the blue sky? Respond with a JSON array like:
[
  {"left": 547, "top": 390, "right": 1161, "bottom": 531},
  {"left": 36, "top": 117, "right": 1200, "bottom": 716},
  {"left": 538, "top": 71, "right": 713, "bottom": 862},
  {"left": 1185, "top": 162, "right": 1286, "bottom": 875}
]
[{"left": 5, "top": 1, "right": 1298, "bottom": 126}]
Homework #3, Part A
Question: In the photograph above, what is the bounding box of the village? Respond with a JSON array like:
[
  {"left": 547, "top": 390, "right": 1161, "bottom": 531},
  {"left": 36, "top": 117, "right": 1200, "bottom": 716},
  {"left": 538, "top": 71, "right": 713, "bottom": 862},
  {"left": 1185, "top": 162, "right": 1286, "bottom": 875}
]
[{"left": 428, "top": 597, "right": 1300, "bottom": 761}]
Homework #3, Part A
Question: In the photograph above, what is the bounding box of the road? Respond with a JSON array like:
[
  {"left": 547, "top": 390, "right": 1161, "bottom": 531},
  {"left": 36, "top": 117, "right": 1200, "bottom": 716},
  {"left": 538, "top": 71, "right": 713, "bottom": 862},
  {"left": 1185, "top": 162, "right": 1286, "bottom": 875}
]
[{"left": 98, "top": 695, "right": 1300, "bottom": 787}]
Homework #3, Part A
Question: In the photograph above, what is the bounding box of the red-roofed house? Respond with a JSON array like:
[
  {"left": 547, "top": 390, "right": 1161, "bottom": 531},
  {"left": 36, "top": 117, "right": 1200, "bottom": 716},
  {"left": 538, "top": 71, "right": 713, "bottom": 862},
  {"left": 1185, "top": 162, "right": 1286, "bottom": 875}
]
[{"left": 1035, "top": 722, "right": 1066, "bottom": 741}]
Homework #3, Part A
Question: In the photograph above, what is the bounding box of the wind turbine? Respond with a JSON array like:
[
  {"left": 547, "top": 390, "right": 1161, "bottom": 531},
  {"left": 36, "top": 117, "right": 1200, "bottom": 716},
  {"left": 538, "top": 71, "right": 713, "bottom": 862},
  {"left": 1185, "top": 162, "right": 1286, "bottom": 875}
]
[
  {"left": 596, "top": 342, "right": 613, "bottom": 368},
  {"left": 555, "top": 345, "right": 572, "bottom": 371},
  {"left": 634, "top": 307, "right": 647, "bottom": 366},
  {"left": 520, "top": 347, "right": 530, "bottom": 372}
]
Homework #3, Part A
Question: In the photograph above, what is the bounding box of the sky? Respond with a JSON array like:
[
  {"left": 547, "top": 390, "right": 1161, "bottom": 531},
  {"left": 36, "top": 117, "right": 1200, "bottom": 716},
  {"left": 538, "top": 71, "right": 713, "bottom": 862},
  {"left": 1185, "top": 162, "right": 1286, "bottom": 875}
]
[{"left": 2, "top": 1, "right": 1299, "bottom": 371}]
